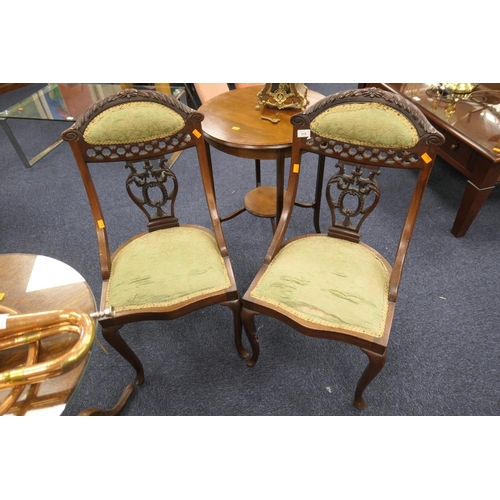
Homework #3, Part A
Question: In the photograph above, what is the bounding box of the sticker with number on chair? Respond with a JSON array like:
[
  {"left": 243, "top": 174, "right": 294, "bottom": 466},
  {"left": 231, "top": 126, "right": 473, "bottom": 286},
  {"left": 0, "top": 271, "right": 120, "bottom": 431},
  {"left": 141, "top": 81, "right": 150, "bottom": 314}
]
[{"left": 297, "top": 130, "right": 311, "bottom": 138}]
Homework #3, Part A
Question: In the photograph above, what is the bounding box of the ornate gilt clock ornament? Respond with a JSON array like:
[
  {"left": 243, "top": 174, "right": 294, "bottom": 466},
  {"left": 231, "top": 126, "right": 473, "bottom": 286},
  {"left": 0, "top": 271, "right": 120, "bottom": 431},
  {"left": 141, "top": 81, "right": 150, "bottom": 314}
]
[{"left": 256, "top": 83, "right": 309, "bottom": 111}]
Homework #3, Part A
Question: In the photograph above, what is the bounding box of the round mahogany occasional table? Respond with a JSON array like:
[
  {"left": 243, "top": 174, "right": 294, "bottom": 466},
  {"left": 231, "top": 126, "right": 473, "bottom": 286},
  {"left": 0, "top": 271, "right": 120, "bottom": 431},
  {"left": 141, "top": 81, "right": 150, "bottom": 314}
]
[
  {"left": 0, "top": 253, "right": 96, "bottom": 416},
  {"left": 199, "top": 86, "right": 324, "bottom": 224}
]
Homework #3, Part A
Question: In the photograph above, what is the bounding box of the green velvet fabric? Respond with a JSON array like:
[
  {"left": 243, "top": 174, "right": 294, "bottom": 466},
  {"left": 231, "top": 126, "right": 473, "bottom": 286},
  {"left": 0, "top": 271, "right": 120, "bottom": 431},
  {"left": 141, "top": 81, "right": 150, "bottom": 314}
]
[
  {"left": 250, "top": 236, "right": 390, "bottom": 337},
  {"left": 106, "top": 227, "right": 231, "bottom": 312},
  {"left": 84, "top": 101, "right": 184, "bottom": 145},
  {"left": 310, "top": 102, "right": 418, "bottom": 148}
]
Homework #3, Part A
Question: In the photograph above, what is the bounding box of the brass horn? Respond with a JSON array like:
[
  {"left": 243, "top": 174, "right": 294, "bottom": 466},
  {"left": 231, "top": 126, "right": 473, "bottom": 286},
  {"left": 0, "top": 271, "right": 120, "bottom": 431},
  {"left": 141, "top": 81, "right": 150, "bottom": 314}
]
[{"left": 0, "top": 307, "right": 114, "bottom": 415}]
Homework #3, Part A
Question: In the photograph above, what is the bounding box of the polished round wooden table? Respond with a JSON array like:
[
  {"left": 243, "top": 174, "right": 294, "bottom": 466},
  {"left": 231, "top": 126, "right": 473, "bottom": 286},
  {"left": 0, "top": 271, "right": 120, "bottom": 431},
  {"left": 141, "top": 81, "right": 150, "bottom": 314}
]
[
  {"left": 0, "top": 253, "right": 96, "bottom": 416},
  {"left": 199, "top": 86, "right": 324, "bottom": 224}
]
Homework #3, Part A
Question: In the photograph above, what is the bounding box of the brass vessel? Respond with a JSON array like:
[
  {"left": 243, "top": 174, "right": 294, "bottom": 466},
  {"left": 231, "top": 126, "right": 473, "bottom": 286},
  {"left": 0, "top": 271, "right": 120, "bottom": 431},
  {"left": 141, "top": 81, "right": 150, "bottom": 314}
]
[{"left": 441, "top": 83, "right": 478, "bottom": 94}]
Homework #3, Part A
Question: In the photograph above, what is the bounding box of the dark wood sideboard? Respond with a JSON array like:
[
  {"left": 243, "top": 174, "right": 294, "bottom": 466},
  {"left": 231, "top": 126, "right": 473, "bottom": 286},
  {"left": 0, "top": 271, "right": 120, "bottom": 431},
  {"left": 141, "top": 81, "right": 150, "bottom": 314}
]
[{"left": 359, "top": 83, "right": 500, "bottom": 237}]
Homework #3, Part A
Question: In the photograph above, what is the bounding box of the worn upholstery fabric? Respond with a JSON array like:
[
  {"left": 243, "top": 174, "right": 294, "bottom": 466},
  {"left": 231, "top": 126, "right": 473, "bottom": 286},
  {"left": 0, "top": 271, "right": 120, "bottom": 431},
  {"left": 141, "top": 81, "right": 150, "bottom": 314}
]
[
  {"left": 250, "top": 236, "right": 390, "bottom": 337},
  {"left": 310, "top": 102, "right": 418, "bottom": 148},
  {"left": 84, "top": 101, "right": 184, "bottom": 145},
  {"left": 106, "top": 227, "right": 231, "bottom": 312}
]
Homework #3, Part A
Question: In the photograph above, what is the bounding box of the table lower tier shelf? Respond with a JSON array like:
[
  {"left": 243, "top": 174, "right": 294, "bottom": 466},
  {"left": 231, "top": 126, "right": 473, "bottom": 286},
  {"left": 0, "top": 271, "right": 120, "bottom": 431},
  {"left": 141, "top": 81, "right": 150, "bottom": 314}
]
[{"left": 244, "top": 185, "right": 282, "bottom": 218}]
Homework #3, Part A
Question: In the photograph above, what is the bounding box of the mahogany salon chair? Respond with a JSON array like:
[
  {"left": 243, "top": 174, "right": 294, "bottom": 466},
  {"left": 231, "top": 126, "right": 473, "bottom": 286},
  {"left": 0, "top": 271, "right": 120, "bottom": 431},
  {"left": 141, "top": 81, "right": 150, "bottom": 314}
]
[
  {"left": 62, "top": 89, "right": 243, "bottom": 401},
  {"left": 241, "top": 87, "right": 445, "bottom": 409}
]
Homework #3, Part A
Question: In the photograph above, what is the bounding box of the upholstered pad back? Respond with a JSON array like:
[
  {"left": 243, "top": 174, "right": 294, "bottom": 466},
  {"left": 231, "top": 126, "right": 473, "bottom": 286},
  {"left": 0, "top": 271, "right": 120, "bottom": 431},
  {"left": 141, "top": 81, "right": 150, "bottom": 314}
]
[
  {"left": 250, "top": 236, "right": 390, "bottom": 337},
  {"left": 310, "top": 102, "right": 419, "bottom": 148},
  {"left": 106, "top": 227, "right": 231, "bottom": 312},
  {"left": 83, "top": 101, "right": 185, "bottom": 145}
]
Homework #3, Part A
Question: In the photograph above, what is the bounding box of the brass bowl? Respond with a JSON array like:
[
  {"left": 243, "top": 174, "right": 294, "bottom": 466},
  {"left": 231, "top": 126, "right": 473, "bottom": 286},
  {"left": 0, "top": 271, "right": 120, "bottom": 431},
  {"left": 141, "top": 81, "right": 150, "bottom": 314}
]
[{"left": 441, "top": 83, "right": 479, "bottom": 94}]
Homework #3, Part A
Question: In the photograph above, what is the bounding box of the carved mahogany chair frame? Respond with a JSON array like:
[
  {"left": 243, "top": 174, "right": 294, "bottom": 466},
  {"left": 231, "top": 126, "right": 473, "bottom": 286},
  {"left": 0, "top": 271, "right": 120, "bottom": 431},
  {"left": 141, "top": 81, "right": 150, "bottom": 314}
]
[
  {"left": 240, "top": 87, "right": 445, "bottom": 410},
  {"left": 62, "top": 89, "right": 244, "bottom": 395}
]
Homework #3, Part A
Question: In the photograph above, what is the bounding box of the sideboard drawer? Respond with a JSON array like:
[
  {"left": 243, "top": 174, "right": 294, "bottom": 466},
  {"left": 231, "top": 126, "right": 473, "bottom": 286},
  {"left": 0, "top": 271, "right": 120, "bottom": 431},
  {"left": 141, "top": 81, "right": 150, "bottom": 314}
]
[{"left": 434, "top": 125, "right": 474, "bottom": 174}]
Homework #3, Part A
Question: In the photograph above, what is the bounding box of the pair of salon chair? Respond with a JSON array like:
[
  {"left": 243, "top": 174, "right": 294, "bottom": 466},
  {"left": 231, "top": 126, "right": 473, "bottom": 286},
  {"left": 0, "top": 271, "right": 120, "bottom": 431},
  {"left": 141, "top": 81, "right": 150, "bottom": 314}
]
[{"left": 60, "top": 86, "right": 444, "bottom": 412}]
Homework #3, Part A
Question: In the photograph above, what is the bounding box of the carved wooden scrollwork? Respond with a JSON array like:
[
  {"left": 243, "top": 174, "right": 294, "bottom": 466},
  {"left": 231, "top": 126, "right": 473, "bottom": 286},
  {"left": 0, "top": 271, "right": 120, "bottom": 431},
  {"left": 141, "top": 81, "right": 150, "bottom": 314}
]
[
  {"left": 125, "top": 157, "right": 179, "bottom": 230},
  {"left": 326, "top": 161, "right": 381, "bottom": 242},
  {"left": 83, "top": 132, "right": 193, "bottom": 161},
  {"left": 305, "top": 134, "right": 420, "bottom": 167}
]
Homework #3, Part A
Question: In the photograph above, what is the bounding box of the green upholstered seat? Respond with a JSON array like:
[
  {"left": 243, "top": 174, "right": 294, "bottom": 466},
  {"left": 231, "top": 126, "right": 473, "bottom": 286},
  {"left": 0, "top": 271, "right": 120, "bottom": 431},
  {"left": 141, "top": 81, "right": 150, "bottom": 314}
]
[
  {"left": 310, "top": 102, "right": 418, "bottom": 149},
  {"left": 250, "top": 236, "right": 390, "bottom": 338},
  {"left": 83, "top": 101, "right": 185, "bottom": 145},
  {"left": 106, "top": 227, "right": 231, "bottom": 312}
]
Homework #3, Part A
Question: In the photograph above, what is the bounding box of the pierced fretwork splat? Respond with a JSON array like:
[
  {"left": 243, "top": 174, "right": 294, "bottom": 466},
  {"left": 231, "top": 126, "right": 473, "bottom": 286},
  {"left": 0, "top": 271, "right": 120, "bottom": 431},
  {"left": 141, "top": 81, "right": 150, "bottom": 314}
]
[
  {"left": 125, "top": 157, "right": 179, "bottom": 231},
  {"left": 326, "top": 161, "right": 381, "bottom": 242}
]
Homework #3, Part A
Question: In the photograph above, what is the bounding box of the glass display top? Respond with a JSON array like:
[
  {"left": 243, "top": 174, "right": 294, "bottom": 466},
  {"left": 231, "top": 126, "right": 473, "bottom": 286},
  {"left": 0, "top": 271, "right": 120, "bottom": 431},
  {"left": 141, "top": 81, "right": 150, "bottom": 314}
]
[{"left": 0, "top": 83, "right": 185, "bottom": 122}]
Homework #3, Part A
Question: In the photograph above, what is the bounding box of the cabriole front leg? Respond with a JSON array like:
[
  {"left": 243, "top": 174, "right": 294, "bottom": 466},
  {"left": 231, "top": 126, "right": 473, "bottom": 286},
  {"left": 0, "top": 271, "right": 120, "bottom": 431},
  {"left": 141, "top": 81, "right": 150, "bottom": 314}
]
[
  {"left": 221, "top": 298, "right": 247, "bottom": 359},
  {"left": 241, "top": 307, "right": 260, "bottom": 367},
  {"left": 102, "top": 325, "right": 145, "bottom": 385},
  {"left": 354, "top": 347, "right": 387, "bottom": 410}
]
